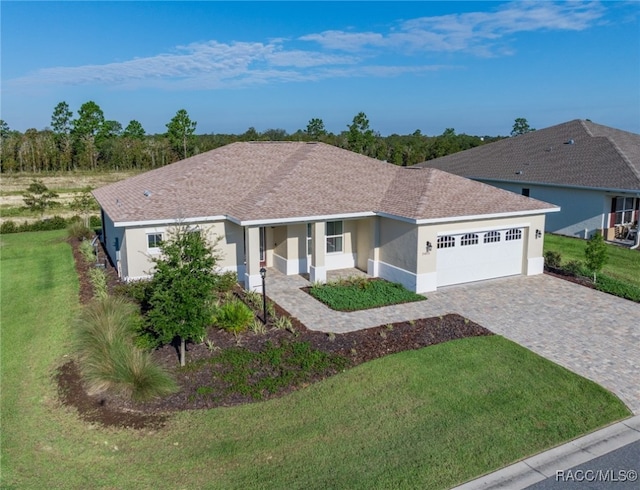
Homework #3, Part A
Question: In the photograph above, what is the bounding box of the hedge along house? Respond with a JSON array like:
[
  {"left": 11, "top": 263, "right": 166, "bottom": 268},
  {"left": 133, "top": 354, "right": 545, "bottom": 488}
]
[
  {"left": 93, "top": 142, "right": 559, "bottom": 293},
  {"left": 413, "top": 120, "right": 640, "bottom": 245}
]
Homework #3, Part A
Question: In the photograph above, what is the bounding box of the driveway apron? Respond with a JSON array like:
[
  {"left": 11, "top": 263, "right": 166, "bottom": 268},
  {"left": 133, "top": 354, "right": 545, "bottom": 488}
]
[{"left": 266, "top": 270, "right": 640, "bottom": 414}]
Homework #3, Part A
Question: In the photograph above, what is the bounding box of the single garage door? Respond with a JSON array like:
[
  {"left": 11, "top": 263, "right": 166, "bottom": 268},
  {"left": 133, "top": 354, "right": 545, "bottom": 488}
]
[{"left": 436, "top": 228, "right": 524, "bottom": 287}]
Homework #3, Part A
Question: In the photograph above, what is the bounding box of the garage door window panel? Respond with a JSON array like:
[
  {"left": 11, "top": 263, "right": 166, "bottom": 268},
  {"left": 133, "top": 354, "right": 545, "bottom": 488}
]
[
  {"left": 461, "top": 233, "right": 479, "bottom": 246},
  {"left": 437, "top": 236, "right": 455, "bottom": 249}
]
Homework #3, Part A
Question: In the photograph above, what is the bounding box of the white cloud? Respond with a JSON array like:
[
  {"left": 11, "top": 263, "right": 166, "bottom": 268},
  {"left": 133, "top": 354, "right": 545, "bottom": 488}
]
[
  {"left": 302, "top": 1, "right": 606, "bottom": 55},
  {"left": 4, "top": 1, "right": 606, "bottom": 92}
]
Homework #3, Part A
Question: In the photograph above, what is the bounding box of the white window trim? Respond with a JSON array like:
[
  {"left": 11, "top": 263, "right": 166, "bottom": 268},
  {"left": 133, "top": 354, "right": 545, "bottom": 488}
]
[
  {"left": 326, "top": 220, "right": 343, "bottom": 254},
  {"left": 147, "top": 232, "right": 163, "bottom": 254}
]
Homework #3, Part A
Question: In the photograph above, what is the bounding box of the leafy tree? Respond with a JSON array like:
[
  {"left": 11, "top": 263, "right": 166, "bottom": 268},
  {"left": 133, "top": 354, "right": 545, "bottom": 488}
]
[
  {"left": 166, "top": 109, "right": 197, "bottom": 159},
  {"left": 511, "top": 118, "right": 535, "bottom": 136},
  {"left": 347, "top": 112, "right": 375, "bottom": 155},
  {"left": 123, "top": 120, "right": 146, "bottom": 139},
  {"left": 51, "top": 102, "right": 74, "bottom": 170},
  {"left": 72, "top": 101, "right": 105, "bottom": 137},
  {"left": 22, "top": 179, "right": 59, "bottom": 217},
  {"left": 147, "top": 226, "right": 220, "bottom": 366},
  {"left": 584, "top": 231, "right": 608, "bottom": 283},
  {"left": 306, "top": 118, "right": 327, "bottom": 140},
  {"left": 0, "top": 119, "right": 10, "bottom": 139},
  {"left": 72, "top": 101, "right": 105, "bottom": 169}
]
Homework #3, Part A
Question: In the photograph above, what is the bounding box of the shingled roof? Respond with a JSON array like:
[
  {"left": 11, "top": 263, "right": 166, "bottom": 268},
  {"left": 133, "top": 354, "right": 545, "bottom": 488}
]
[
  {"left": 93, "top": 141, "right": 556, "bottom": 226},
  {"left": 412, "top": 120, "right": 640, "bottom": 191}
]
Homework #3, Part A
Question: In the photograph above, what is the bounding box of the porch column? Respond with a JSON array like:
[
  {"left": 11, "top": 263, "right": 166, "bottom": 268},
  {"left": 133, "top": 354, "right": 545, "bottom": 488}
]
[
  {"left": 367, "top": 216, "right": 380, "bottom": 277},
  {"left": 310, "top": 221, "right": 326, "bottom": 284},
  {"left": 244, "top": 226, "right": 262, "bottom": 291}
]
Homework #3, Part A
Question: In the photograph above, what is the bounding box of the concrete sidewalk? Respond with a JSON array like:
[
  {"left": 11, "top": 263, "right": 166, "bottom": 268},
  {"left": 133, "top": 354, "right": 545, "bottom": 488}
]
[{"left": 453, "top": 415, "right": 640, "bottom": 489}]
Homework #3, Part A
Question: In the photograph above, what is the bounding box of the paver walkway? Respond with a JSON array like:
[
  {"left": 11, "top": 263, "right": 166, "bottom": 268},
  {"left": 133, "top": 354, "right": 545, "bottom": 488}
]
[{"left": 265, "top": 269, "right": 640, "bottom": 414}]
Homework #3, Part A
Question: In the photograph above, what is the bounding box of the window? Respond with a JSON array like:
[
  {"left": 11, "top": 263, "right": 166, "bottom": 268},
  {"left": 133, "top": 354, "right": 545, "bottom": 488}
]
[
  {"left": 461, "top": 233, "right": 478, "bottom": 246},
  {"left": 484, "top": 231, "right": 501, "bottom": 243},
  {"left": 326, "top": 221, "right": 343, "bottom": 253},
  {"left": 307, "top": 223, "right": 313, "bottom": 256},
  {"left": 614, "top": 197, "right": 636, "bottom": 225},
  {"left": 522, "top": 188, "right": 530, "bottom": 197},
  {"left": 505, "top": 229, "right": 522, "bottom": 241},
  {"left": 437, "top": 235, "right": 455, "bottom": 248},
  {"left": 147, "top": 233, "right": 163, "bottom": 251}
]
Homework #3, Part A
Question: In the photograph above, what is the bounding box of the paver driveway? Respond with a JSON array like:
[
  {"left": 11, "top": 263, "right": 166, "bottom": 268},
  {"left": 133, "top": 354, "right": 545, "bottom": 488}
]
[{"left": 266, "top": 271, "right": 640, "bottom": 414}]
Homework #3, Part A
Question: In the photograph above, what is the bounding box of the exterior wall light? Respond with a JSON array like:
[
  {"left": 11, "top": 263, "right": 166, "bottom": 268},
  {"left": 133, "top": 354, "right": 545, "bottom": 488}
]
[
  {"left": 426, "top": 241, "right": 433, "bottom": 253},
  {"left": 535, "top": 229, "right": 542, "bottom": 239}
]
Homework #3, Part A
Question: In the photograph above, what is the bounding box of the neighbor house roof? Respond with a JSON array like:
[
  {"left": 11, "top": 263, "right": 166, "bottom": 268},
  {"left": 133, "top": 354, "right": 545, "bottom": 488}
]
[
  {"left": 412, "top": 120, "right": 640, "bottom": 192},
  {"left": 93, "top": 142, "right": 556, "bottom": 226}
]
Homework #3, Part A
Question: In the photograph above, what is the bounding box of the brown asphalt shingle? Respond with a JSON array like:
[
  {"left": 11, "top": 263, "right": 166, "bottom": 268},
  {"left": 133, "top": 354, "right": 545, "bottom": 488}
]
[
  {"left": 93, "top": 141, "right": 556, "bottom": 225},
  {"left": 412, "top": 120, "right": 640, "bottom": 190}
]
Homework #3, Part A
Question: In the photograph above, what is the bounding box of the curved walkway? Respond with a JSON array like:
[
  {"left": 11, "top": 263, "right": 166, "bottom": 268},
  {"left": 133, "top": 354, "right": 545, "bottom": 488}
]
[{"left": 265, "top": 270, "right": 640, "bottom": 414}]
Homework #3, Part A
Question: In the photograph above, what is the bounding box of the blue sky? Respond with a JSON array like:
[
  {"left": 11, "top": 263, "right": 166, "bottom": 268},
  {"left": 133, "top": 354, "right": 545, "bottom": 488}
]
[{"left": 2, "top": 1, "right": 639, "bottom": 136}]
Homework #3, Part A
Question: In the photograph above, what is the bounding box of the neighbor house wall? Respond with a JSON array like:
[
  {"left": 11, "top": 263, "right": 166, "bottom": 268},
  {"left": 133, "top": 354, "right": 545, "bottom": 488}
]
[{"left": 481, "top": 181, "right": 603, "bottom": 239}]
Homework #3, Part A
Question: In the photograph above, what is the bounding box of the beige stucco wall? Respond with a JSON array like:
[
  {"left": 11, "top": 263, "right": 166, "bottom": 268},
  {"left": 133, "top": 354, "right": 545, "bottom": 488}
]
[
  {"left": 378, "top": 217, "right": 418, "bottom": 272},
  {"left": 120, "top": 220, "right": 244, "bottom": 280},
  {"left": 355, "top": 219, "right": 372, "bottom": 271}
]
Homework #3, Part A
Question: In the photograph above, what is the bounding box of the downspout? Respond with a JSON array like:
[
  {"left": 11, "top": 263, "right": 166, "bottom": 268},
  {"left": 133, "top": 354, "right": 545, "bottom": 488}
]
[{"left": 631, "top": 231, "right": 640, "bottom": 250}]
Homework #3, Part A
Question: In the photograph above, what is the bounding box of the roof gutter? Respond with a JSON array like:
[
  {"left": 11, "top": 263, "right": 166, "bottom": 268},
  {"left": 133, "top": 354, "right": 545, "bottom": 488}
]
[
  {"left": 377, "top": 206, "right": 560, "bottom": 225},
  {"left": 474, "top": 178, "right": 640, "bottom": 195}
]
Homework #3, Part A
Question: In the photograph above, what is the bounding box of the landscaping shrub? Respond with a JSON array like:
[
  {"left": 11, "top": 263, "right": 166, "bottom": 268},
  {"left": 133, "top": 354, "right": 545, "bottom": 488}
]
[
  {"left": 79, "top": 239, "right": 96, "bottom": 263},
  {"left": 0, "top": 220, "right": 18, "bottom": 234},
  {"left": 215, "top": 299, "right": 254, "bottom": 334},
  {"left": 0, "top": 215, "right": 75, "bottom": 234},
  {"left": 544, "top": 250, "right": 562, "bottom": 269},
  {"left": 68, "top": 221, "right": 93, "bottom": 240},
  {"left": 309, "top": 279, "right": 425, "bottom": 311},
  {"left": 89, "top": 215, "right": 102, "bottom": 229},
  {"left": 213, "top": 271, "right": 238, "bottom": 293},
  {"left": 563, "top": 260, "right": 586, "bottom": 277},
  {"left": 197, "top": 340, "right": 349, "bottom": 401},
  {"left": 594, "top": 275, "right": 640, "bottom": 303},
  {"left": 74, "top": 296, "right": 176, "bottom": 401},
  {"left": 88, "top": 267, "right": 109, "bottom": 299}
]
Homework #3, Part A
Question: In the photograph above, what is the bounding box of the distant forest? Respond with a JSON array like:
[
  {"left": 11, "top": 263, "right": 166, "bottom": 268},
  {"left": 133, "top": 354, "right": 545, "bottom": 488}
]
[{"left": 0, "top": 101, "right": 509, "bottom": 173}]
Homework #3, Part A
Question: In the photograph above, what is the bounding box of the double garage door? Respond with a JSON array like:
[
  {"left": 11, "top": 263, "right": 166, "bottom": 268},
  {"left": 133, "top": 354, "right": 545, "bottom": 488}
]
[{"left": 436, "top": 228, "right": 525, "bottom": 287}]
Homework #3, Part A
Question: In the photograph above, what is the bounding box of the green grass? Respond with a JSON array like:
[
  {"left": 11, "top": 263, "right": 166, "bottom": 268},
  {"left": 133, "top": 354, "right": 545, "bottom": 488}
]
[
  {"left": 309, "top": 277, "right": 426, "bottom": 311},
  {"left": 1, "top": 231, "right": 631, "bottom": 489},
  {"left": 544, "top": 233, "right": 640, "bottom": 287}
]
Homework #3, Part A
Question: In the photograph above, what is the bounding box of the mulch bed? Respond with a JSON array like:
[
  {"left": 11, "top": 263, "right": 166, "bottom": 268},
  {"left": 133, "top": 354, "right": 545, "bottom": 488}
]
[{"left": 58, "top": 236, "right": 492, "bottom": 430}]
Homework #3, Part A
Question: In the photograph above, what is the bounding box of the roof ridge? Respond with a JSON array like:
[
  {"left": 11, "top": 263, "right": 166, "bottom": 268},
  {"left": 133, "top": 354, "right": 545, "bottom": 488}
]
[
  {"left": 582, "top": 120, "right": 640, "bottom": 183},
  {"left": 229, "top": 143, "right": 316, "bottom": 218}
]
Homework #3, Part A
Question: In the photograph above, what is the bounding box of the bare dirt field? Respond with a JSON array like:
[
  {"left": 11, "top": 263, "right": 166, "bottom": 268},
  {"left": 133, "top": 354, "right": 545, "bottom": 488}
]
[{"left": 0, "top": 172, "right": 136, "bottom": 223}]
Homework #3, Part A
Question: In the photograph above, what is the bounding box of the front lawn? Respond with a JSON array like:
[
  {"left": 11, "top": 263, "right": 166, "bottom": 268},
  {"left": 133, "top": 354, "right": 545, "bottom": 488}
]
[
  {"left": 1, "top": 230, "right": 631, "bottom": 489},
  {"left": 308, "top": 276, "right": 425, "bottom": 311}
]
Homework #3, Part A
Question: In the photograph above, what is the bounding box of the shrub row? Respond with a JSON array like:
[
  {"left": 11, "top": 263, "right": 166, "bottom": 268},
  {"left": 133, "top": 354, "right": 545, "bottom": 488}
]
[
  {"left": 594, "top": 275, "right": 640, "bottom": 303},
  {"left": 0, "top": 215, "right": 101, "bottom": 234}
]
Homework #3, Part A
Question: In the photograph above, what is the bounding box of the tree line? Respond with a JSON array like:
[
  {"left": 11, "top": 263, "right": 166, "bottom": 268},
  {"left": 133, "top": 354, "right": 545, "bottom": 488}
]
[{"left": 0, "top": 101, "right": 519, "bottom": 174}]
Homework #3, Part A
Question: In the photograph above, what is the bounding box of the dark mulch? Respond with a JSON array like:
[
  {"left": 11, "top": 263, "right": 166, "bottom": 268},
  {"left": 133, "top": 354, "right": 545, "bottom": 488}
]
[
  {"left": 544, "top": 266, "right": 595, "bottom": 289},
  {"left": 58, "top": 236, "right": 492, "bottom": 430}
]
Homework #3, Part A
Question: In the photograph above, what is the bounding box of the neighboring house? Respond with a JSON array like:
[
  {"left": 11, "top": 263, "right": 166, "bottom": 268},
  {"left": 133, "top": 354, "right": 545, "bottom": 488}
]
[
  {"left": 93, "top": 142, "right": 558, "bottom": 293},
  {"left": 413, "top": 120, "right": 640, "bottom": 245}
]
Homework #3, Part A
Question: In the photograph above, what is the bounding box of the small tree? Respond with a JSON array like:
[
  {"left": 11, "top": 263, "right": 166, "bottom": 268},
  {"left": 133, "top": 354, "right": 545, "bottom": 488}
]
[
  {"left": 69, "top": 187, "right": 96, "bottom": 227},
  {"left": 22, "top": 179, "right": 59, "bottom": 217},
  {"left": 147, "top": 226, "right": 220, "bottom": 366},
  {"left": 584, "top": 231, "right": 608, "bottom": 283},
  {"left": 166, "top": 109, "right": 197, "bottom": 159}
]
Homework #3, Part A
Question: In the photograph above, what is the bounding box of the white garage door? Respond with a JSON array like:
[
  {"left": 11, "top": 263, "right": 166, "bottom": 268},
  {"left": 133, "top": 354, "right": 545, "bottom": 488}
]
[{"left": 436, "top": 228, "right": 524, "bottom": 287}]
